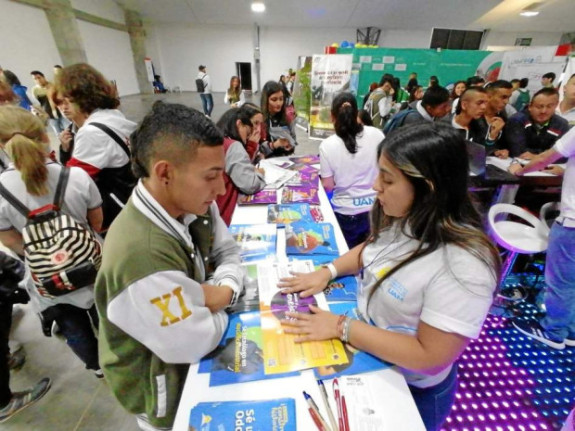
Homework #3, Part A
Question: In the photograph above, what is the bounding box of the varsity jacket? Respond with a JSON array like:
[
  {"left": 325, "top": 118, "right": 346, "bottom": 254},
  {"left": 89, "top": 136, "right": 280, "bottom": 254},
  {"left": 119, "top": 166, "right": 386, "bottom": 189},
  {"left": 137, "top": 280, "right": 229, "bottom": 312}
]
[
  {"left": 95, "top": 182, "right": 243, "bottom": 428},
  {"left": 504, "top": 111, "right": 570, "bottom": 157}
]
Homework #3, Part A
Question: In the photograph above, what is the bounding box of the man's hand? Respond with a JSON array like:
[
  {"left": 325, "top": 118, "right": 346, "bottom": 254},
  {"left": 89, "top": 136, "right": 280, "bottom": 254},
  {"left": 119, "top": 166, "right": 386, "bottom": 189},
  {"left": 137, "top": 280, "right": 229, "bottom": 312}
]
[
  {"left": 494, "top": 149, "right": 509, "bottom": 159},
  {"left": 541, "top": 165, "right": 564, "bottom": 176},
  {"left": 201, "top": 284, "right": 233, "bottom": 313},
  {"left": 59, "top": 130, "right": 73, "bottom": 151},
  {"left": 488, "top": 117, "right": 505, "bottom": 139}
]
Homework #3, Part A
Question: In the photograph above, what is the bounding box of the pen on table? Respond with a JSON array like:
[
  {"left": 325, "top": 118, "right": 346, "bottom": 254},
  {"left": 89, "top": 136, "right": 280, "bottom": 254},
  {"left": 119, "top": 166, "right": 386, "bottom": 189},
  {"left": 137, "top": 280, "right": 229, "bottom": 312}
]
[
  {"left": 303, "top": 391, "right": 331, "bottom": 431},
  {"left": 308, "top": 406, "right": 326, "bottom": 431},
  {"left": 333, "top": 379, "right": 344, "bottom": 431},
  {"left": 317, "top": 379, "right": 339, "bottom": 431},
  {"left": 341, "top": 394, "right": 350, "bottom": 431}
]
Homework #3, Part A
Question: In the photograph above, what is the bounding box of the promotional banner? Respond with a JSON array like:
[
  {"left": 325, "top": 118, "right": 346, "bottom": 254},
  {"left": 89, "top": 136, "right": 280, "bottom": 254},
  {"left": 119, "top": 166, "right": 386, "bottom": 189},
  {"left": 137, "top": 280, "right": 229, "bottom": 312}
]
[
  {"left": 309, "top": 54, "right": 353, "bottom": 139},
  {"left": 293, "top": 56, "right": 312, "bottom": 131},
  {"left": 498, "top": 46, "right": 569, "bottom": 93}
]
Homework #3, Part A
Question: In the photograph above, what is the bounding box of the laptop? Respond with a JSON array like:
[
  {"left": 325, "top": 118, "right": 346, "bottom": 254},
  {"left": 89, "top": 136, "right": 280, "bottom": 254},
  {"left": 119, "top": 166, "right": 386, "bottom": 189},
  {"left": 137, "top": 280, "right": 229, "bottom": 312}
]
[{"left": 466, "top": 141, "right": 519, "bottom": 184}]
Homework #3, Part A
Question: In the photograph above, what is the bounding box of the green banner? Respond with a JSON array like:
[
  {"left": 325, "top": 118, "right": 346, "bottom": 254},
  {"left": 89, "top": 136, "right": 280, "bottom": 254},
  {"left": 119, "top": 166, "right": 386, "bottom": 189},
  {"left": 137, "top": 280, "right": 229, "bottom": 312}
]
[{"left": 293, "top": 56, "right": 312, "bottom": 131}]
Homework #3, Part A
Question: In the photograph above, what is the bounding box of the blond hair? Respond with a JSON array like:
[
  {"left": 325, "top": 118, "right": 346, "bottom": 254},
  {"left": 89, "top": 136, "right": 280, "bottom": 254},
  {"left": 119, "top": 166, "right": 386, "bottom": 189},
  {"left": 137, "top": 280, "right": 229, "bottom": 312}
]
[{"left": 0, "top": 106, "right": 49, "bottom": 196}]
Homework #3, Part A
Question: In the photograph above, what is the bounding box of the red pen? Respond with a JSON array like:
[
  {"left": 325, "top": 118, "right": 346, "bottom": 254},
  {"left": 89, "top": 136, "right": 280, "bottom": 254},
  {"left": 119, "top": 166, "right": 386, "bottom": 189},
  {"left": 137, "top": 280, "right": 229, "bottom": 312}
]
[
  {"left": 308, "top": 407, "right": 326, "bottom": 431},
  {"left": 341, "top": 395, "right": 350, "bottom": 431},
  {"left": 333, "top": 378, "right": 344, "bottom": 431}
]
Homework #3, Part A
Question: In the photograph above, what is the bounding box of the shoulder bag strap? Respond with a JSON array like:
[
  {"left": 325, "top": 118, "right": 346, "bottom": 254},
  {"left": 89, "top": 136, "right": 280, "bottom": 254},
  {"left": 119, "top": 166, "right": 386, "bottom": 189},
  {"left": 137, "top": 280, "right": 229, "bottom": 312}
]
[
  {"left": 0, "top": 181, "right": 30, "bottom": 218},
  {"left": 53, "top": 166, "right": 70, "bottom": 209},
  {"left": 89, "top": 122, "right": 131, "bottom": 158}
]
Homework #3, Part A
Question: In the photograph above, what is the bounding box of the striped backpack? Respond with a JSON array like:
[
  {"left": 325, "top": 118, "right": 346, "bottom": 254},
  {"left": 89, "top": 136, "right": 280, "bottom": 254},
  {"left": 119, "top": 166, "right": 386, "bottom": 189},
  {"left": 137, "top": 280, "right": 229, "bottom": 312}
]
[{"left": 0, "top": 167, "right": 101, "bottom": 297}]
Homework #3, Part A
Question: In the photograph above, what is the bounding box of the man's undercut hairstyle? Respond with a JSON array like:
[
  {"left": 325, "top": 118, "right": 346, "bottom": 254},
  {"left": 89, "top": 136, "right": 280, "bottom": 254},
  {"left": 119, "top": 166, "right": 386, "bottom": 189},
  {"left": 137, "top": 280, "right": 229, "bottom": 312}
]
[
  {"left": 485, "top": 80, "right": 513, "bottom": 92},
  {"left": 531, "top": 87, "right": 559, "bottom": 103},
  {"left": 421, "top": 86, "right": 450, "bottom": 108},
  {"left": 30, "top": 71, "right": 44, "bottom": 78},
  {"left": 456, "top": 87, "right": 487, "bottom": 115},
  {"left": 130, "top": 102, "right": 224, "bottom": 179},
  {"left": 542, "top": 72, "right": 556, "bottom": 82}
]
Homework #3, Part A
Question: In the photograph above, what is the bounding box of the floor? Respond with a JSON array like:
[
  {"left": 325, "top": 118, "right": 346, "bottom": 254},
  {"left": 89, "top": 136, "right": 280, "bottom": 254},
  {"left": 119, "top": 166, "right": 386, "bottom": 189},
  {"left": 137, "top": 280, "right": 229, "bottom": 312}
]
[{"left": 5, "top": 92, "right": 574, "bottom": 430}]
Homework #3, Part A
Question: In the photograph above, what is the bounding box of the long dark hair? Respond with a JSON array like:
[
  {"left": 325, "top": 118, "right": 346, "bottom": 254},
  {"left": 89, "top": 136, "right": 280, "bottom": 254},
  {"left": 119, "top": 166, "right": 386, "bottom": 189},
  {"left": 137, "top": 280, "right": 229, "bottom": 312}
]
[
  {"left": 216, "top": 104, "right": 261, "bottom": 144},
  {"left": 331, "top": 92, "right": 363, "bottom": 154},
  {"left": 365, "top": 123, "right": 500, "bottom": 303},
  {"left": 261, "top": 81, "right": 287, "bottom": 124}
]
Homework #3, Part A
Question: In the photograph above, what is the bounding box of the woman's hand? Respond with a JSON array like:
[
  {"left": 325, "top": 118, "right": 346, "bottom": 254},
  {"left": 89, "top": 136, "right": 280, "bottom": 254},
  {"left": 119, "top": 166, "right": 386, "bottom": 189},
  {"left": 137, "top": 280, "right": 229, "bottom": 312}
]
[
  {"left": 277, "top": 268, "right": 331, "bottom": 298},
  {"left": 282, "top": 305, "right": 340, "bottom": 342},
  {"left": 59, "top": 129, "right": 73, "bottom": 151}
]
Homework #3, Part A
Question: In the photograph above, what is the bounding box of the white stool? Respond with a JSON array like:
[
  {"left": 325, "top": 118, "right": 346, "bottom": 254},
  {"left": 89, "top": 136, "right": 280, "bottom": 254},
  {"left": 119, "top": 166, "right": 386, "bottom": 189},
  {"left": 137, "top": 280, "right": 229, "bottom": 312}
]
[
  {"left": 539, "top": 201, "right": 561, "bottom": 233},
  {"left": 488, "top": 204, "right": 550, "bottom": 288}
]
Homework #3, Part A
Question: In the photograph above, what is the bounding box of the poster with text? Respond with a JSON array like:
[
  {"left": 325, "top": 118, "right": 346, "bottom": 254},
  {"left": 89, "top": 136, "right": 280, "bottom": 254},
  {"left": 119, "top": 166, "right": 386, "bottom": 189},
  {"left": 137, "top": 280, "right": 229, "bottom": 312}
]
[{"left": 309, "top": 54, "right": 353, "bottom": 139}]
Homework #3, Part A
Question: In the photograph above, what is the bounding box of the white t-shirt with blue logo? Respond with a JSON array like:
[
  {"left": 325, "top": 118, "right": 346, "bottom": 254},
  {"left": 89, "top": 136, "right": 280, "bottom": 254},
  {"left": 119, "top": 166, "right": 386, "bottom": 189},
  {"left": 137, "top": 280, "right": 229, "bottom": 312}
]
[
  {"left": 319, "top": 125, "right": 383, "bottom": 215},
  {"left": 357, "top": 224, "right": 496, "bottom": 388}
]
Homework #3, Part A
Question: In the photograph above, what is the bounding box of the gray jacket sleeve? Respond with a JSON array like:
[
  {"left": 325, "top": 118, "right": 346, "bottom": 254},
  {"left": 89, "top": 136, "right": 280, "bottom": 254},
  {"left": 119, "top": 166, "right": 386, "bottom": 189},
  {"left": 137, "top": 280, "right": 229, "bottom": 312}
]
[{"left": 226, "top": 141, "right": 266, "bottom": 194}]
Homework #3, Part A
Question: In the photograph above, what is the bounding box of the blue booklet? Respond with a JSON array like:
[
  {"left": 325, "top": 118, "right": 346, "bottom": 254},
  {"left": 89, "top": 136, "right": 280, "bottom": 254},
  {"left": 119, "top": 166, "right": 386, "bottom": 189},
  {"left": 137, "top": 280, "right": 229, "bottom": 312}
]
[
  {"left": 267, "top": 203, "right": 323, "bottom": 226},
  {"left": 313, "top": 303, "right": 392, "bottom": 379},
  {"left": 229, "top": 224, "right": 277, "bottom": 262},
  {"left": 198, "top": 311, "right": 299, "bottom": 385},
  {"left": 189, "top": 398, "right": 296, "bottom": 431},
  {"left": 285, "top": 222, "right": 339, "bottom": 256}
]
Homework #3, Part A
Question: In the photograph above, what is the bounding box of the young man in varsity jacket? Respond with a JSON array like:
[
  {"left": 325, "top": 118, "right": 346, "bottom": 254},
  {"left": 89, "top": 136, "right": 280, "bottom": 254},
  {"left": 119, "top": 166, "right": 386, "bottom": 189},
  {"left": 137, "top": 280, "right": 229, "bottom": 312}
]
[{"left": 95, "top": 102, "right": 244, "bottom": 431}]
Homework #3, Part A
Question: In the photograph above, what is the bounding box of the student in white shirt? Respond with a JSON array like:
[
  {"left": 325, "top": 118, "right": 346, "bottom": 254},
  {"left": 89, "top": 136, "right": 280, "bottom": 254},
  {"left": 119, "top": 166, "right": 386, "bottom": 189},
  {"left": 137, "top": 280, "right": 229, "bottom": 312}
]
[
  {"left": 280, "top": 123, "right": 500, "bottom": 431},
  {"left": 320, "top": 92, "right": 384, "bottom": 248}
]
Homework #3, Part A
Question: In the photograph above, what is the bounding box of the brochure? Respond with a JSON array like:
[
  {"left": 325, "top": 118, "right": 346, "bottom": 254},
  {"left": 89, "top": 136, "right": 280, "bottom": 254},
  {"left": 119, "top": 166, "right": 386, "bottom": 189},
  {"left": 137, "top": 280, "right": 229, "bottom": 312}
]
[
  {"left": 238, "top": 189, "right": 277, "bottom": 205},
  {"left": 267, "top": 203, "right": 323, "bottom": 226},
  {"left": 229, "top": 224, "right": 276, "bottom": 262},
  {"left": 281, "top": 185, "right": 320, "bottom": 205},
  {"left": 289, "top": 154, "right": 320, "bottom": 165},
  {"left": 285, "top": 223, "right": 339, "bottom": 256},
  {"left": 259, "top": 160, "right": 297, "bottom": 189},
  {"left": 257, "top": 260, "right": 348, "bottom": 374},
  {"left": 314, "top": 303, "right": 392, "bottom": 379},
  {"left": 189, "top": 398, "right": 296, "bottom": 431}
]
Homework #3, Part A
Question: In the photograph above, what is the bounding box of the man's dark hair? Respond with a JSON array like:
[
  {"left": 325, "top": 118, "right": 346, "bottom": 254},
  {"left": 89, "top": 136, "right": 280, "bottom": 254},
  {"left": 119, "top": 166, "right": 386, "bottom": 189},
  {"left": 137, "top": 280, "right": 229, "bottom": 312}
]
[
  {"left": 531, "top": 87, "right": 559, "bottom": 103},
  {"left": 216, "top": 104, "right": 260, "bottom": 143},
  {"left": 2, "top": 70, "right": 21, "bottom": 87},
  {"left": 130, "top": 102, "right": 223, "bottom": 178},
  {"left": 485, "top": 80, "right": 513, "bottom": 91},
  {"left": 542, "top": 72, "right": 556, "bottom": 82},
  {"left": 421, "top": 86, "right": 450, "bottom": 108},
  {"left": 54, "top": 65, "right": 62, "bottom": 69},
  {"left": 379, "top": 73, "right": 394, "bottom": 86},
  {"left": 519, "top": 78, "right": 529, "bottom": 88},
  {"left": 456, "top": 87, "right": 487, "bottom": 115},
  {"left": 30, "top": 71, "right": 44, "bottom": 78},
  {"left": 466, "top": 76, "right": 485, "bottom": 87},
  {"left": 511, "top": 79, "right": 520, "bottom": 85}
]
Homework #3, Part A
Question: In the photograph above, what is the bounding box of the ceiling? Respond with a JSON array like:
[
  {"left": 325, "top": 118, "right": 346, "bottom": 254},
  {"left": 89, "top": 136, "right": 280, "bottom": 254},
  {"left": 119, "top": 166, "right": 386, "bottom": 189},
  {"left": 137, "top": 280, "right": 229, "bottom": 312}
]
[{"left": 116, "top": 0, "right": 575, "bottom": 33}]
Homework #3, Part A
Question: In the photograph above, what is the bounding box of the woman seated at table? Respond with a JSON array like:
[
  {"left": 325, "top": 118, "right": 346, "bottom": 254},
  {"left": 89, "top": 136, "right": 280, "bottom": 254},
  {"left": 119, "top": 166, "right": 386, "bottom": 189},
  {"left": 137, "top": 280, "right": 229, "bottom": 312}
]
[
  {"left": 215, "top": 104, "right": 266, "bottom": 225},
  {"left": 320, "top": 92, "right": 384, "bottom": 248},
  {"left": 280, "top": 123, "right": 500, "bottom": 431}
]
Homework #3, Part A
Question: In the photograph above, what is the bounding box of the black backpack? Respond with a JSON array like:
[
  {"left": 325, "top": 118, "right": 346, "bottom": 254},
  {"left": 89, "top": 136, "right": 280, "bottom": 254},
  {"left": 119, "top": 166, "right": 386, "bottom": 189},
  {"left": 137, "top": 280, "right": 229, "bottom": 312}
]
[
  {"left": 0, "top": 168, "right": 102, "bottom": 298},
  {"left": 195, "top": 76, "right": 206, "bottom": 93},
  {"left": 89, "top": 122, "right": 137, "bottom": 229},
  {"left": 383, "top": 109, "right": 415, "bottom": 134}
]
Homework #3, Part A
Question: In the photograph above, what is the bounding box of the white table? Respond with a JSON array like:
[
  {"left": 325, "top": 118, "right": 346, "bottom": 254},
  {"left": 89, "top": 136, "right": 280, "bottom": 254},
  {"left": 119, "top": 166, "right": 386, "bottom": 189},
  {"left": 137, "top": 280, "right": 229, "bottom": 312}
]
[{"left": 173, "top": 173, "right": 425, "bottom": 431}]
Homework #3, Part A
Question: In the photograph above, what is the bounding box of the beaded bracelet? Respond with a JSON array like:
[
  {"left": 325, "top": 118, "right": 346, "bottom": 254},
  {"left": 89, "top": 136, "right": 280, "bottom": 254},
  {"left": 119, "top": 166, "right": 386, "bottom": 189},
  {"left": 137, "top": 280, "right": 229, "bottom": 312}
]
[{"left": 341, "top": 317, "right": 352, "bottom": 343}]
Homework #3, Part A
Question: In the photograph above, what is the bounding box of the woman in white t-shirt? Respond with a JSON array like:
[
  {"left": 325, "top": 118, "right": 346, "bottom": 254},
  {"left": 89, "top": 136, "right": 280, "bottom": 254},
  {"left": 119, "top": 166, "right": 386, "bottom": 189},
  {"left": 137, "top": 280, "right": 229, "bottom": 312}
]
[
  {"left": 0, "top": 106, "right": 104, "bottom": 377},
  {"left": 320, "top": 92, "right": 384, "bottom": 248},
  {"left": 280, "top": 123, "right": 500, "bottom": 431}
]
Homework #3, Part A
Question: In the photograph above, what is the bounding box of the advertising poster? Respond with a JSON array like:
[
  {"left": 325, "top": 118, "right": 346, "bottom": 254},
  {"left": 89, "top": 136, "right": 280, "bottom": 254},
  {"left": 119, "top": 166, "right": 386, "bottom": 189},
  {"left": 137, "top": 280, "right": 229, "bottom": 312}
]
[
  {"left": 309, "top": 54, "right": 353, "bottom": 139},
  {"left": 293, "top": 56, "right": 312, "bottom": 131}
]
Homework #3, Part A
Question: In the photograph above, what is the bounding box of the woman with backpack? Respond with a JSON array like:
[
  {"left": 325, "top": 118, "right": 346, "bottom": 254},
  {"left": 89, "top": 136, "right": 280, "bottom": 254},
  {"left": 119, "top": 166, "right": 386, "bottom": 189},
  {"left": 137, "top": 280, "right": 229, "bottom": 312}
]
[
  {"left": 55, "top": 63, "right": 137, "bottom": 230},
  {"left": 319, "top": 92, "right": 384, "bottom": 248},
  {"left": 215, "top": 104, "right": 266, "bottom": 225},
  {"left": 0, "top": 105, "right": 104, "bottom": 377},
  {"left": 259, "top": 80, "right": 297, "bottom": 158}
]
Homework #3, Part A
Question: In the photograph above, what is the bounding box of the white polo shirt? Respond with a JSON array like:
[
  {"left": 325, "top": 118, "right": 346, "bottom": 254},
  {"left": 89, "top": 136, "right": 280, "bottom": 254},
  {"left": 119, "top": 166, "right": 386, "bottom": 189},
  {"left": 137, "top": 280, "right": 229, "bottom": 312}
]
[{"left": 554, "top": 127, "right": 575, "bottom": 223}]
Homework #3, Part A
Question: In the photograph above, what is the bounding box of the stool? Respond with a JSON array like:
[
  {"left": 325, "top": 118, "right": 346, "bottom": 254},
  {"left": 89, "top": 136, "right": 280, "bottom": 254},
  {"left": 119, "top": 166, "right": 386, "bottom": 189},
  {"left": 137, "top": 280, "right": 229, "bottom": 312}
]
[
  {"left": 488, "top": 204, "right": 549, "bottom": 289},
  {"left": 539, "top": 201, "right": 561, "bottom": 233}
]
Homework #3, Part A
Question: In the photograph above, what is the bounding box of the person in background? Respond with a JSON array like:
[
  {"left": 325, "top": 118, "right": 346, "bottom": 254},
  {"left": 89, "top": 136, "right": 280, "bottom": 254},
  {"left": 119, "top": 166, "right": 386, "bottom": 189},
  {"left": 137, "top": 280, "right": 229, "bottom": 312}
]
[
  {"left": 30, "top": 70, "right": 68, "bottom": 135},
  {"left": 50, "top": 87, "right": 88, "bottom": 165},
  {"left": 406, "top": 85, "right": 424, "bottom": 110},
  {"left": 450, "top": 80, "right": 467, "bottom": 114},
  {"left": 56, "top": 63, "right": 137, "bottom": 229},
  {"left": 509, "top": 78, "right": 530, "bottom": 113},
  {"left": 406, "top": 72, "right": 418, "bottom": 94},
  {"left": 259, "top": 80, "right": 297, "bottom": 157},
  {"left": 509, "top": 126, "right": 575, "bottom": 351},
  {"left": 215, "top": 105, "right": 266, "bottom": 225},
  {"left": 0, "top": 105, "right": 104, "bottom": 378},
  {"left": 362, "top": 82, "right": 379, "bottom": 108},
  {"left": 152, "top": 75, "right": 167, "bottom": 93},
  {"left": 541, "top": 72, "right": 556, "bottom": 89},
  {"left": 392, "top": 85, "right": 451, "bottom": 128},
  {"left": 280, "top": 123, "right": 499, "bottom": 431},
  {"left": 503, "top": 87, "right": 569, "bottom": 160},
  {"left": 223, "top": 76, "right": 245, "bottom": 108},
  {"left": 510, "top": 79, "right": 520, "bottom": 91},
  {"left": 53, "top": 65, "right": 62, "bottom": 79},
  {"left": 96, "top": 102, "right": 244, "bottom": 431},
  {"left": 557, "top": 73, "right": 575, "bottom": 127},
  {"left": 1, "top": 71, "right": 32, "bottom": 111},
  {"left": 357, "top": 109, "right": 373, "bottom": 126},
  {"left": 0, "top": 81, "right": 17, "bottom": 171},
  {"left": 319, "top": 92, "right": 384, "bottom": 248},
  {"left": 364, "top": 76, "right": 395, "bottom": 129},
  {"left": 476, "top": 80, "right": 512, "bottom": 153},
  {"left": 0, "top": 251, "right": 51, "bottom": 424},
  {"left": 197, "top": 65, "right": 213, "bottom": 117},
  {"left": 466, "top": 76, "right": 485, "bottom": 88},
  {"left": 428, "top": 75, "right": 439, "bottom": 88}
]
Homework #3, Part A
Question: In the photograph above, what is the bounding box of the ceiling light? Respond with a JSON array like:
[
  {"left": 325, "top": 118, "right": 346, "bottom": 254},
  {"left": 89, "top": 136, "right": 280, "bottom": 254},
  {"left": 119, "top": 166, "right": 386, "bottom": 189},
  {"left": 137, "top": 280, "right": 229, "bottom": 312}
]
[
  {"left": 519, "top": 10, "right": 539, "bottom": 17},
  {"left": 251, "top": 2, "right": 265, "bottom": 12}
]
